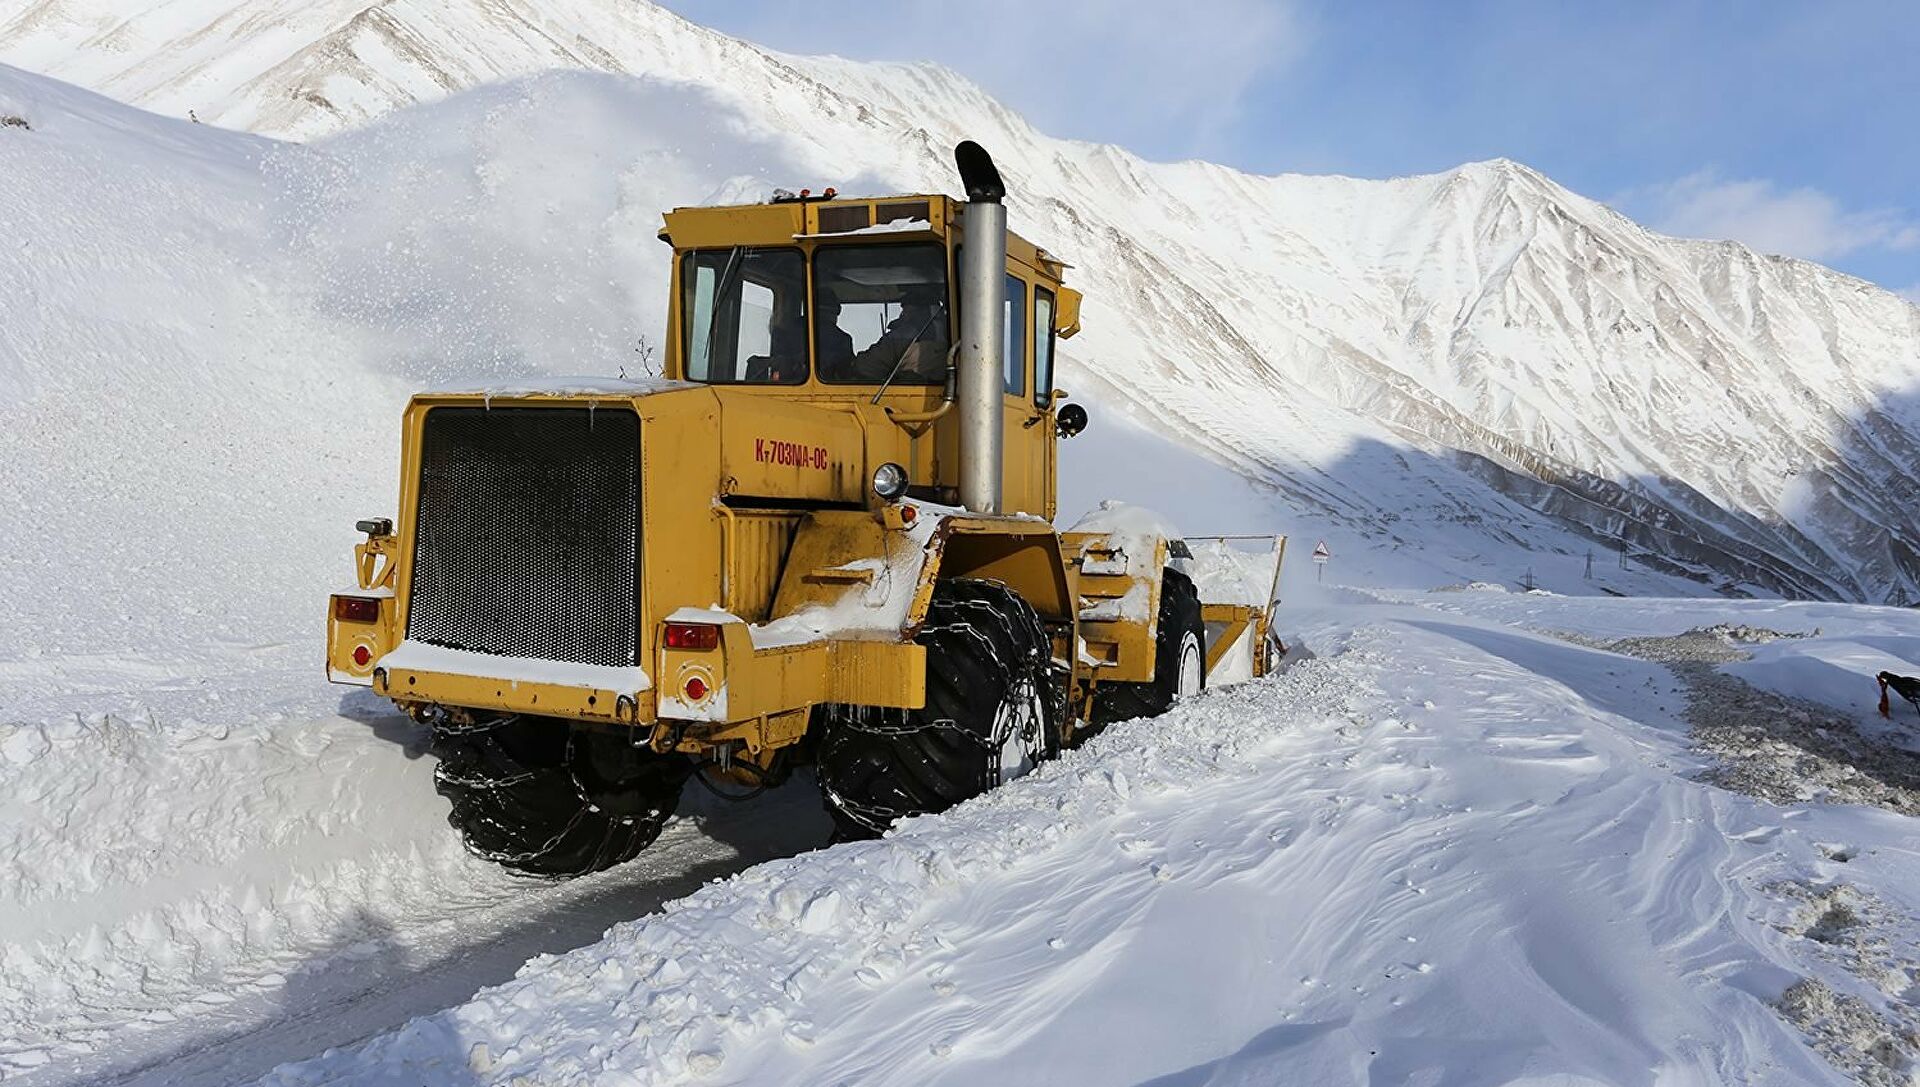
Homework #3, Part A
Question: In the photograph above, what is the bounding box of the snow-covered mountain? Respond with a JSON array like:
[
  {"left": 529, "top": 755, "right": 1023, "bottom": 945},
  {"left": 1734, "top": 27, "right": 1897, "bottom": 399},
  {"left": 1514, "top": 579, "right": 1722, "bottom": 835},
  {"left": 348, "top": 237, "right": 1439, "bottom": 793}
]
[{"left": 4, "top": 0, "right": 1918, "bottom": 605}]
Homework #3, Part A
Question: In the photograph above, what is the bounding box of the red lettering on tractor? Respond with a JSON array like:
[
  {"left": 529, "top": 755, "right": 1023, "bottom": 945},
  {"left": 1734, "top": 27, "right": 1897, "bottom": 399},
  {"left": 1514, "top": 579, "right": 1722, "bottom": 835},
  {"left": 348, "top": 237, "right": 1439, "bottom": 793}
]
[{"left": 754, "top": 438, "right": 830, "bottom": 470}]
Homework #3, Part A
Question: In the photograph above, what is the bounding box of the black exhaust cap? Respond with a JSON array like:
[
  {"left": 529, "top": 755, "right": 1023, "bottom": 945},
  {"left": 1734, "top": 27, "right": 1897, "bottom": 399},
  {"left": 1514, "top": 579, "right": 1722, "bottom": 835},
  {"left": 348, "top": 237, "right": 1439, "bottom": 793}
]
[{"left": 955, "top": 140, "right": 1005, "bottom": 203}]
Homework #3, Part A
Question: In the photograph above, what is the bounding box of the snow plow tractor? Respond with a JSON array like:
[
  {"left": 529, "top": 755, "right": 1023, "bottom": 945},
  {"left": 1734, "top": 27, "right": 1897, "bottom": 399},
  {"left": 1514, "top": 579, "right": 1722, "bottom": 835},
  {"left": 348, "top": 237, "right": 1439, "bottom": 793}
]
[{"left": 326, "top": 142, "right": 1286, "bottom": 876}]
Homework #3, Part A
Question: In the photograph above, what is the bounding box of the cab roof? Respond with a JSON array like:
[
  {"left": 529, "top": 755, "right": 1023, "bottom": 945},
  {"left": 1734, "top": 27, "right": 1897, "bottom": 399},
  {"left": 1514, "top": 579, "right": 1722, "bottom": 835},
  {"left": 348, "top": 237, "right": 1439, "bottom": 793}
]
[{"left": 658, "top": 192, "right": 1070, "bottom": 283}]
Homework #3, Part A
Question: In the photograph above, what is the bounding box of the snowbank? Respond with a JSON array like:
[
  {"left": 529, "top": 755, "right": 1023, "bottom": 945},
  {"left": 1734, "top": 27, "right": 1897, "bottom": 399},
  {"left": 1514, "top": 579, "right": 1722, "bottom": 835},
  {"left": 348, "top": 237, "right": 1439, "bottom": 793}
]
[
  {"left": 1727, "top": 636, "right": 1920, "bottom": 729},
  {"left": 0, "top": 660, "right": 490, "bottom": 1078},
  {"left": 0, "top": 63, "right": 828, "bottom": 666},
  {"left": 0, "top": 65, "right": 831, "bottom": 1084},
  {"left": 1363, "top": 586, "right": 1920, "bottom": 730}
]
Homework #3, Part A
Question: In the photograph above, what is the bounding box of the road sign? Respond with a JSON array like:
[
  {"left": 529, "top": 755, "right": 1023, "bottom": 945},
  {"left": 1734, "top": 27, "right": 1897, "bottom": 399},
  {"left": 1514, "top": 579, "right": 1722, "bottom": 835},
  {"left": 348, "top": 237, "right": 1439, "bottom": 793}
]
[{"left": 1311, "top": 541, "right": 1331, "bottom": 564}]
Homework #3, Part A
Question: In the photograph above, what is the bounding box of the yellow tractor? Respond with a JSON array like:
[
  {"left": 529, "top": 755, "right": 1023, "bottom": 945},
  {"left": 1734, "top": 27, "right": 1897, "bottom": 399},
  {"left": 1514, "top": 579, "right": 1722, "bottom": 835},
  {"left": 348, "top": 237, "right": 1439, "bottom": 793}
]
[{"left": 326, "top": 143, "right": 1285, "bottom": 875}]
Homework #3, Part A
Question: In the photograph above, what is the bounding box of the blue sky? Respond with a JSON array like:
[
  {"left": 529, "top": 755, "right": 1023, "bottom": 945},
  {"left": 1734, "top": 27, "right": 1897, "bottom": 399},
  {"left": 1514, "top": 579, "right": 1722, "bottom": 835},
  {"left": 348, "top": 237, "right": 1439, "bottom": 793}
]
[{"left": 663, "top": 1, "right": 1919, "bottom": 300}]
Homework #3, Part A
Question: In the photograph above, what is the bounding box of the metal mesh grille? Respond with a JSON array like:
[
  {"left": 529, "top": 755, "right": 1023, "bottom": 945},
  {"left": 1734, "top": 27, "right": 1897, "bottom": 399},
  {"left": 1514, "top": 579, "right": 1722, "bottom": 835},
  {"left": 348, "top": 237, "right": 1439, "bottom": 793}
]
[{"left": 407, "top": 407, "right": 640, "bottom": 667}]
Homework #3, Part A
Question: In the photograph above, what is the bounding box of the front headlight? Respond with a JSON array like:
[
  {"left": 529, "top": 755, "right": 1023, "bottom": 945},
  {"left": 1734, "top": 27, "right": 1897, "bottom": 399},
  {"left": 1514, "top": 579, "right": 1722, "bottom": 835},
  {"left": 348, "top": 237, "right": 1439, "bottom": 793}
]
[{"left": 871, "top": 462, "right": 909, "bottom": 501}]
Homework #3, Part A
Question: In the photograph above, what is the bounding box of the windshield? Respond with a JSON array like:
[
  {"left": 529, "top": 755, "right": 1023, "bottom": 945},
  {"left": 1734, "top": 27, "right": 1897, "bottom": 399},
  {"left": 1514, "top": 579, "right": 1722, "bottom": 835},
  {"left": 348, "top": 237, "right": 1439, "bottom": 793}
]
[
  {"left": 813, "top": 243, "right": 950, "bottom": 385},
  {"left": 681, "top": 247, "right": 808, "bottom": 384}
]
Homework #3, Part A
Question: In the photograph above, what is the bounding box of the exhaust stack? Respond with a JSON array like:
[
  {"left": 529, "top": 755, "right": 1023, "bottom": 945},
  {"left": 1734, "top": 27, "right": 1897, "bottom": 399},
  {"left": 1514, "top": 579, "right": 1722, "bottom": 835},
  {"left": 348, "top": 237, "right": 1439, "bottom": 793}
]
[{"left": 954, "top": 141, "right": 1007, "bottom": 515}]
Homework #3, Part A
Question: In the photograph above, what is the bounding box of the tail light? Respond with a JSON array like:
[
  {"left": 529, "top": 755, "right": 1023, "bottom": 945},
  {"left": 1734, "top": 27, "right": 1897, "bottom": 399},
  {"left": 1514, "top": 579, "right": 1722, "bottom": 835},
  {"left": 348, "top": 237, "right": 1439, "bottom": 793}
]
[
  {"left": 334, "top": 596, "right": 381, "bottom": 623},
  {"left": 664, "top": 622, "right": 721, "bottom": 650},
  {"left": 684, "top": 676, "right": 709, "bottom": 701}
]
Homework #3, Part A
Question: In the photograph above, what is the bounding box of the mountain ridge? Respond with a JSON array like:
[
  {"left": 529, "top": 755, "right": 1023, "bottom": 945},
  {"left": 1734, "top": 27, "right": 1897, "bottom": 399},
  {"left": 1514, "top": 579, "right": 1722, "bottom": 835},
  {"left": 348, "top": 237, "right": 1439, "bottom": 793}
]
[{"left": 3, "top": 0, "right": 1917, "bottom": 602}]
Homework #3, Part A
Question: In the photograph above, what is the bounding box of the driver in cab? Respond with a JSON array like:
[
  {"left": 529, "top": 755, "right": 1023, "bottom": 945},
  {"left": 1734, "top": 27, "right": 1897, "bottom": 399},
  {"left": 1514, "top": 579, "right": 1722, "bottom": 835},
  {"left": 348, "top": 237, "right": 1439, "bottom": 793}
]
[{"left": 819, "top": 290, "right": 950, "bottom": 385}]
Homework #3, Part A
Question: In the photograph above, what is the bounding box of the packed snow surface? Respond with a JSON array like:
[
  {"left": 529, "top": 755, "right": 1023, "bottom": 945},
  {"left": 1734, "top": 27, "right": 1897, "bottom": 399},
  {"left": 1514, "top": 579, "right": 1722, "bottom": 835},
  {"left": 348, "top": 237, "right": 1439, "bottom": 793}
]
[{"left": 261, "top": 595, "right": 1920, "bottom": 1086}]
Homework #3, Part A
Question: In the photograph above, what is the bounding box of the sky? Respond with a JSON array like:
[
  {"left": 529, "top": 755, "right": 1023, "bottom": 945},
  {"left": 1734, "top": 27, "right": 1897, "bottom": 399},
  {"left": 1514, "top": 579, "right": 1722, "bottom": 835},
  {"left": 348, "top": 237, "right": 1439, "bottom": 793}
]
[{"left": 661, "top": 0, "right": 1920, "bottom": 302}]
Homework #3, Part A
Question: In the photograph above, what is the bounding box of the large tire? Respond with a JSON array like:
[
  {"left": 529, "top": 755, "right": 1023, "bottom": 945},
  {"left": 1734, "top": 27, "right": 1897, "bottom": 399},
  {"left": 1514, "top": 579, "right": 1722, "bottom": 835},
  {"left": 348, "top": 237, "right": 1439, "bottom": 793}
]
[
  {"left": 817, "top": 578, "right": 1064, "bottom": 839},
  {"left": 431, "top": 716, "right": 690, "bottom": 878},
  {"left": 1086, "top": 568, "right": 1205, "bottom": 734}
]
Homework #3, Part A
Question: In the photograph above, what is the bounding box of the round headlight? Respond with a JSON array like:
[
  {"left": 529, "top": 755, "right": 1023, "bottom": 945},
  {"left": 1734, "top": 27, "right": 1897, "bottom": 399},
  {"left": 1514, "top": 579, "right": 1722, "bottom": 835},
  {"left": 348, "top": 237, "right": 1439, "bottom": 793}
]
[{"left": 871, "top": 461, "right": 909, "bottom": 501}]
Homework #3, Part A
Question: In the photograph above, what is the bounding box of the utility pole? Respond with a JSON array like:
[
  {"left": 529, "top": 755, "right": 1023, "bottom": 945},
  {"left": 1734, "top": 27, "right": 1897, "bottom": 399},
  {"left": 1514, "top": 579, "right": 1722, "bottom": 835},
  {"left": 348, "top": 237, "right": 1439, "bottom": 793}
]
[{"left": 1520, "top": 566, "right": 1537, "bottom": 592}]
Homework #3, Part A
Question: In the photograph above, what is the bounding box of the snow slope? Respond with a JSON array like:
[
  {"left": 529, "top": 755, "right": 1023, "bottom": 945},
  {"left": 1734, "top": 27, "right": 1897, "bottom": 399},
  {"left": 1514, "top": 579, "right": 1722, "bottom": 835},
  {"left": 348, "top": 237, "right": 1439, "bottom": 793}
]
[
  {"left": 4, "top": 0, "right": 1919, "bottom": 603},
  {"left": 0, "top": 63, "right": 833, "bottom": 1084},
  {"left": 0, "top": 54, "right": 1699, "bottom": 669}
]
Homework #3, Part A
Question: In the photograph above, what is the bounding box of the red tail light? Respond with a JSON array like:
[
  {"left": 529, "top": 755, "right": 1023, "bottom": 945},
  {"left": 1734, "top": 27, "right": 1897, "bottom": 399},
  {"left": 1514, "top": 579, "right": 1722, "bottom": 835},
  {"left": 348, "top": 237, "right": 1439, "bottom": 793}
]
[
  {"left": 684, "top": 676, "right": 709, "bottom": 701},
  {"left": 664, "top": 622, "right": 721, "bottom": 650},
  {"left": 334, "top": 596, "right": 380, "bottom": 623}
]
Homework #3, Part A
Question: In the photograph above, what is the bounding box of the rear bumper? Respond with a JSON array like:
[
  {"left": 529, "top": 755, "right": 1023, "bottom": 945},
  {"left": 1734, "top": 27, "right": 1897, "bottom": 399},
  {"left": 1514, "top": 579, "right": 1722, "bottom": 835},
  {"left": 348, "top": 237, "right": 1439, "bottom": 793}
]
[
  {"left": 372, "top": 640, "right": 656, "bottom": 724},
  {"left": 361, "top": 627, "right": 926, "bottom": 733}
]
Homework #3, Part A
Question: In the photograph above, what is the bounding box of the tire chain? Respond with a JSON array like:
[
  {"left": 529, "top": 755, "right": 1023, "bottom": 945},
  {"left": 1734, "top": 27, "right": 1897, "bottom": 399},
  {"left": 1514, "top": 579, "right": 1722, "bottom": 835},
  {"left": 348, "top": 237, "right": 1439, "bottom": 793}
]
[{"left": 820, "top": 579, "right": 1058, "bottom": 835}]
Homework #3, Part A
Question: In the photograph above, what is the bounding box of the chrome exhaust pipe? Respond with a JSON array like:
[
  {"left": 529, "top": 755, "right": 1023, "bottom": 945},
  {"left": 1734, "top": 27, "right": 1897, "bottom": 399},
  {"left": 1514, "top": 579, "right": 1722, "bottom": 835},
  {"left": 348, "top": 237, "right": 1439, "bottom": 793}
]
[{"left": 954, "top": 141, "right": 1006, "bottom": 515}]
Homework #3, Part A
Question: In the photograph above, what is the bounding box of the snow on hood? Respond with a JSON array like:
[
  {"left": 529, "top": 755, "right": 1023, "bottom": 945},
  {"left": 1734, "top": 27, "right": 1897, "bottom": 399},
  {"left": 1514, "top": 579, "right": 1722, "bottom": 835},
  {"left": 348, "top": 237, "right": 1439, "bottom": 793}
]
[
  {"left": 749, "top": 505, "right": 953, "bottom": 648},
  {"left": 1066, "top": 500, "right": 1183, "bottom": 545},
  {"left": 429, "top": 375, "right": 699, "bottom": 399}
]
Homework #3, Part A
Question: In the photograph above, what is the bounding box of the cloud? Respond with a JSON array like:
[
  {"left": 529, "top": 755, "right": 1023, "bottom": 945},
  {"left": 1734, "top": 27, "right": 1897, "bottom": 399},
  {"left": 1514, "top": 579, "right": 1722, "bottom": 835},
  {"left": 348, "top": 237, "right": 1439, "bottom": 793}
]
[
  {"left": 663, "top": 0, "right": 1302, "bottom": 159},
  {"left": 1637, "top": 171, "right": 1920, "bottom": 262}
]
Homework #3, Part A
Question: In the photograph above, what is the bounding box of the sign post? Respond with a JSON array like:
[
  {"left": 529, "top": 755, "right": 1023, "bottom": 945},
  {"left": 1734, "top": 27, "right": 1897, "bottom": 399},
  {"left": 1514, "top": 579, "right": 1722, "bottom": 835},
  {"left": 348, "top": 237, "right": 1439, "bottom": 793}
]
[{"left": 1312, "top": 540, "right": 1331, "bottom": 582}]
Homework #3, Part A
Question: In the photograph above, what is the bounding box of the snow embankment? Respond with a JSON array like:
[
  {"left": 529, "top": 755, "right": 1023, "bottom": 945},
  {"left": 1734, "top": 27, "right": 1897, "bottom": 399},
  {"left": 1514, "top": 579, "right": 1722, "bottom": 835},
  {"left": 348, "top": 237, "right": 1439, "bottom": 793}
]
[
  {"left": 0, "top": 664, "right": 469, "bottom": 1078},
  {"left": 266, "top": 605, "right": 1915, "bottom": 1086},
  {"left": 1365, "top": 587, "right": 1920, "bottom": 729},
  {"left": 0, "top": 653, "right": 832, "bottom": 1086},
  {"left": 0, "top": 61, "right": 836, "bottom": 664},
  {"left": 0, "top": 66, "right": 842, "bottom": 1083}
]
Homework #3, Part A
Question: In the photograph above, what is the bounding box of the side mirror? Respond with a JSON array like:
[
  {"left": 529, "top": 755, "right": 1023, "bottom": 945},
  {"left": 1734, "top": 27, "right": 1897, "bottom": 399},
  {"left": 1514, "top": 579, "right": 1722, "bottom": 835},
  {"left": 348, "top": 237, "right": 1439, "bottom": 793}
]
[{"left": 1056, "top": 403, "right": 1088, "bottom": 439}]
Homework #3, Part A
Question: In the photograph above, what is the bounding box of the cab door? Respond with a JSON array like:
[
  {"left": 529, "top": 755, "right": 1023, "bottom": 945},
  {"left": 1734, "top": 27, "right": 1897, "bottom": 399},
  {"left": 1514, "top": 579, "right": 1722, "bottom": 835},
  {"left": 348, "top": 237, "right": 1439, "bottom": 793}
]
[
  {"left": 1031, "top": 285, "right": 1059, "bottom": 520},
  {"left": 999, "top": 271, "right": 1043, "bottom": 515}
]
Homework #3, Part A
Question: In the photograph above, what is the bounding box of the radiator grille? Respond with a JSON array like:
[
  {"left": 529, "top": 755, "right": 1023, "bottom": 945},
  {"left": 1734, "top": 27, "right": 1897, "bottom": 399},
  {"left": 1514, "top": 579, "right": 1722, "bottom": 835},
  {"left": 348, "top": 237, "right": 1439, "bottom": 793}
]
[{"left": 406, "top": 406, "right": 640, "bottom": 668}]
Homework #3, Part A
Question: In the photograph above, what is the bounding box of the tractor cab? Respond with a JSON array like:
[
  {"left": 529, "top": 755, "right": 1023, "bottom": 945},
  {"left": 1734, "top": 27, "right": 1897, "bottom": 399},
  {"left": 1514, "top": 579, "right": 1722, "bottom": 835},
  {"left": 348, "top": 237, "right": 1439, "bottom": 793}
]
[{"left": 659, "top": 192, "right": 1082, "bottom": 518}]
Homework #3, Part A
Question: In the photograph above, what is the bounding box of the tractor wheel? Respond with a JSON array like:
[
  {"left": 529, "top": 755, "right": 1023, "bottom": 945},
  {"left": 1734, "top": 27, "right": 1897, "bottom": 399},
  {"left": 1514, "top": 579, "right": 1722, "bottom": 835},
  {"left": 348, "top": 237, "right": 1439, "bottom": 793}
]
[
  {"left": 431, "top": 716, "right": 690, "bottom": 878},
  {"left": 1259, "top": 627, "right": 1289, "bottom": 676},
  {"left": 1085, "top": 568, "right": 1205, "bottom": 735},
  {"left": 816, "top": 578, "right": 1064, "bottom": 839}
]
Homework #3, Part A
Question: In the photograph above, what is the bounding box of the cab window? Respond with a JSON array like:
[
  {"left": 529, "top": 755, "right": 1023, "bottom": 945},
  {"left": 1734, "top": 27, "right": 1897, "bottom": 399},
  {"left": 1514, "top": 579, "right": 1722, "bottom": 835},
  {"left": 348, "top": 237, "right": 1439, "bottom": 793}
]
[
  {"left": 814, "top": 243, "right": 950, "bottom": 385},
  {"left": 1033, "top": 286, "right": 1056, "bottom": 407},
  {"left": 1003, "top": 274, "right": 1026, "bottom": 396},
  {"left": 681, "top": 247, "right": 807, "bottom": 384}
]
